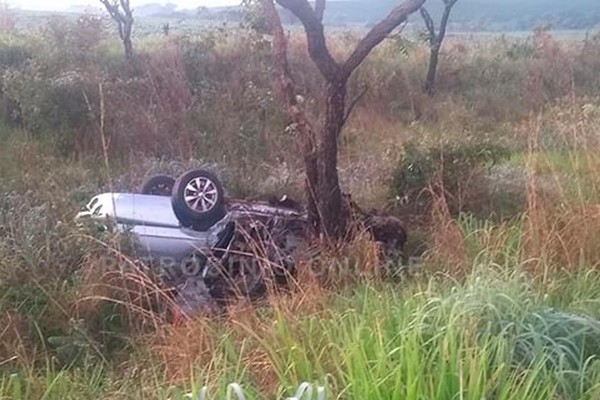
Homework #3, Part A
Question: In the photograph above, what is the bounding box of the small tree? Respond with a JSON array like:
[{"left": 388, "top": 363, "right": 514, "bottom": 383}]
[
  {"left": 0, "top": 2, "right": 14, "bottom": 33},
  {"left": 99, "top": 0, "right": 134, "bottom": 59},
  {"left": 420, "top": 0, "right": 458, "bottom": 95},
  {"left": 258, "top": 0, "right": 425, "bottom": 239}
]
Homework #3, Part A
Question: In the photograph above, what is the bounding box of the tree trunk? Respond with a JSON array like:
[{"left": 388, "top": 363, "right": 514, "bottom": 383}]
[
  {"left": 314, "top": 79, "right": 347, "bottom": 238},
  {"left": 123, "top": 35, "right": 133, "bottom": 59},
  {"left": 301, "top": 123, "right": 320, "bottom": 233},
  {"left": 423, "top": 43, "right": 440, "bottom": 95},
  {"left": 420, "top": 1, "right": 457, "bottom": 95},
  {"left": 123, "top": 21, "right": 133, "bottom": 59}
]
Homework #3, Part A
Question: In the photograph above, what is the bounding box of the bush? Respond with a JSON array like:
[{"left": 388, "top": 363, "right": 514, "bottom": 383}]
[
  {"left": 389, "top": 138, "right": 512, "bottom": 215},
  {"left": 0, "top": 16, "right": 107, "bottom": 153}
]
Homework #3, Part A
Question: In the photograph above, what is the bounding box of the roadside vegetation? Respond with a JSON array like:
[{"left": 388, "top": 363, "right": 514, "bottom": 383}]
[{"left": 1, "top": 9, "right": 600, "bottom": 399}]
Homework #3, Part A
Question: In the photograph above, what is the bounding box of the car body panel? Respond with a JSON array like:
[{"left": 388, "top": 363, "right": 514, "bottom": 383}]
[
  {"left": 122, "top": 223, "right": 226, "bottom": 261},
  {"left": 82, "top": 193, "right": 181, "bottom": 228},
  {"left": 79, "top": 193, "right": 307, "bottom": 263}
]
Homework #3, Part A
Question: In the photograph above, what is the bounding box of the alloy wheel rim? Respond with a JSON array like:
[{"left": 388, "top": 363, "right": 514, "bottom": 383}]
[{"left": 184, "top": 177, "right": 218, "bottom": 212}]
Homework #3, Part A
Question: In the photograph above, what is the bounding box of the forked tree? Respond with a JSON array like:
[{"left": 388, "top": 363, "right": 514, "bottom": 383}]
[
  {"left": 420, "top": 0, "right": 458, "bottom": 94},
  {"left": 258, "top": 0, "right": 426, "bottom": 239},
  {"left": 99, "top": 0, "right": 134, "bottom": 59}
]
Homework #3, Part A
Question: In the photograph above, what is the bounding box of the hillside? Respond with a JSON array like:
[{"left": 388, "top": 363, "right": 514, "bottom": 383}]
[
  {"left": 147, "top": 0, "right": 600, "bottom": 32},
  {"left": 321, "top": 0, "right": 600, "bottom": 30},
  {"left": 26, "top": 0, "right": 600, "bottom": 33}
]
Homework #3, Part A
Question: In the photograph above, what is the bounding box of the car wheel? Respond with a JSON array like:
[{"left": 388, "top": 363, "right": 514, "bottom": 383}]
[
  {"left": 140, "top": 175, "right": 175, "bottom": 196},
  {"left": 171, "top": 169, "right": 226, "bottom": 230}
]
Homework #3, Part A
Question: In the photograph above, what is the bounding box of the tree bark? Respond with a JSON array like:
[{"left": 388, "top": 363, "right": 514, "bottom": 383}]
[
  {"left": 423, "top": 41, "right": 440, "bottom": 94},
  {"left": 123, "top": 21, "right": 133, "bottom": 59},
  {"left": 314, "top": 0, "right": 326, "bottom": 21},
  {"left": 317, "top": 78, "right": 347, "bottom": 237}
]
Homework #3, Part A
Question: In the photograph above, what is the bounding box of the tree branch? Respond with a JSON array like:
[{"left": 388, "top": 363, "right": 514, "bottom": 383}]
[
  {"left": 436, "top": 0, "right": 456, "bottom": 50},
  {"left": 419, "top": 7, "right": 435, "bottom": 46},
  {"left": 314, "top": 0, "right": 325, "bottom": 21},
  {"left": 260, "top": 0, "right": 320, "bottom": 228},
  {"left": 342, "top": 0, "right": 426, "bottom": 79},
  {"left": 260, "top": 0, "right": 296, "bottom": 107},
  {"left": 258, "top": 0, "right": 319, "bottom": 148},
  {"left": 386, "top": 20, "right": 408, "bottom": 39},
  {"left": 119, "top": 0, "right": 132, "bottom": 15},
  {"left": 343, "top": 85, "right": 368, "bottom": 125},
  {"left": 99, "top": 0, "right": 118, "bottom": 18},
  {"left": 276, "top": 0, "right": 340, "bottom": 81},
  {"left": 100, "top": 0, "right": 133, "bottom": 21}
]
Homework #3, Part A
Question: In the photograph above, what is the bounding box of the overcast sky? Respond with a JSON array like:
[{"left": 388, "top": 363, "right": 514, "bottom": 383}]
[{"left": 10, "top": 0, "right": 241, "bottom": 11}]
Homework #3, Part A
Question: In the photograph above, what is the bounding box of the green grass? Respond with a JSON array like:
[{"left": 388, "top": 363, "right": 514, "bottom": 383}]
[
  {"left": 260, "top": 268, "right": 600, "bottom": 399},
  {"left": 2, "top": 263, "right": 600, "bottom": 399}
]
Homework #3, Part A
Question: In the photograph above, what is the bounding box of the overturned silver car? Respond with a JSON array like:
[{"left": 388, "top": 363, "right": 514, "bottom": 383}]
[
  {"left": 78, "top": 168, "right": 408, "bottom": 313},
  {"left": 78, "top": 169, "right": 309, "bottom": 299}
]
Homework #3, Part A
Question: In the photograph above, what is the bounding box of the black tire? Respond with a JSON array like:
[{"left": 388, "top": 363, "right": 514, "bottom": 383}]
[
  {"left": 140, "top": 175, "right": 175, "bottom": 196},
  {"left": 171, "top": 169, "right": 226, "bottom": 230}
]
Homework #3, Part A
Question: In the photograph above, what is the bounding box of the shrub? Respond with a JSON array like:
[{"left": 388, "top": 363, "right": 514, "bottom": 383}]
[
  {"left": 575, "top": 32, "right": 600, "bottom": 94},
  {"left": 525, "top": 28, "right": 574, "bottom": 110},
  {"left": 0, "top": 16, "right": 107, "bottom": 153},
  {"left": 389, "top": 138, "right": 512, "bottom": 216}
]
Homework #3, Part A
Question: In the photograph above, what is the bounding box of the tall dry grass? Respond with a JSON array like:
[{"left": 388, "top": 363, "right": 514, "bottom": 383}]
[{"left": 423, "top": 95, "right": 600, "bottom": 281}]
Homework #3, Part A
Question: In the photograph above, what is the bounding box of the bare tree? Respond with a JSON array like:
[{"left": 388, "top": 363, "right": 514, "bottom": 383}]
[
  {"left": 0, "top": 2, "right": 14, "bottom": 33},
  {"left": 420, "top": 0, "right": 458, "bottom": 95},
  {"left": 99, "top": 0, "right": 134, "bottom": 59},
  {"left": 258, "top": 0, "right": 425, "bottom": 239}
]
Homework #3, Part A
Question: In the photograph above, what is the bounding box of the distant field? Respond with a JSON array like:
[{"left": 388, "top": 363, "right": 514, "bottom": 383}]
[
  {"left": 449, "top": 29, "right": 592, "bottom": 40},
  {"left": 9, "top": 6, "right": 600, "bottom": 38}
]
